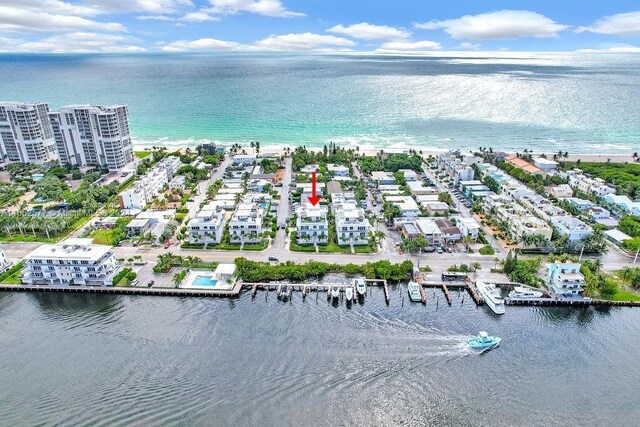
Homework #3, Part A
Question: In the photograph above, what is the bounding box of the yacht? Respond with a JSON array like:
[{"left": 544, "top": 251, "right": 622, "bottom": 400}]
[
  {"left": 407, "top": 281, "right": 422, "bottom": 302},
  {"left": 476, "top": 281, "right": 506, "bottom": 315},
  {"left": 345, "top": 286, "right": 354, "bottom": 302},
  {"left": 330, "top": 286, "right": 340, "bottom": 300},
  {"left": 467, "top": 331, "right": 501, "bottom": 351},
  {"left": 508, "top": 286, "right": 543, "bottom": 299},
  {"left": 355, "top": 278, "right": 367, "bottom": 296}
]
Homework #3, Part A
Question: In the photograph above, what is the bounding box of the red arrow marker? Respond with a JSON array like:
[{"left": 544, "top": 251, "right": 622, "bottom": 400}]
[{"left": 307, "top": 171, "right": 321, "bottom": 206}]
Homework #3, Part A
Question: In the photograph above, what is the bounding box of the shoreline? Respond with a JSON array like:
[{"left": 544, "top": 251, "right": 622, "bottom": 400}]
[{"left": 133, "top": 142, "right": 637, "bottom": 164}]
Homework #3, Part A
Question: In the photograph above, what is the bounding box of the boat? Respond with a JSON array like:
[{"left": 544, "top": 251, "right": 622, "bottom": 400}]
[
  {"left": 407, "top": 281, "right": 422, "bottom": 302},
  {"left": 330, "top": 286, "right": 340, "bottom": 300},
  {"left": 508, "top": 286, "right": 544, "bottom": 299},
  {"left": 476, "top": 281, "right": 506, "bottom": 315},
  {"left": 277, "top": 285, "right": 291, "bottom": 301},
  {"left": 355, "top": 278, "right": 367, "bottom": 296},
  {"left": 345, "top": 286, "right": 354, "bottom": 302},
  {"left": 467, "top": 331, "right": 501, "bottom": 350}
]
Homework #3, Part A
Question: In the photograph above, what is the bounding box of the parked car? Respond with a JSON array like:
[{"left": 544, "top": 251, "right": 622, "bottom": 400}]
[
  {"left": 164, "top": 242, "right": 171, "bottom": 249},
  {"left": 437, "top": 247, "right": 443, "bottom": 253},
  {"left": 130, "top": 279, "right": 139, "bottom": 286},
  {"left": 147, "top": 280, "right": 154, "bottom": 287},
  {"left": 268, "top": 257, "right": 278, "bottom": 262}
]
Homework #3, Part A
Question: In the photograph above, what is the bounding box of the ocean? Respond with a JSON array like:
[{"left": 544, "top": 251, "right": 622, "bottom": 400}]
[
  {"left": 1, "top": 288, "right": 639, "bottom": 426},
  {"left": 0, "top": 53, "right": 639, "bottom": 154}
]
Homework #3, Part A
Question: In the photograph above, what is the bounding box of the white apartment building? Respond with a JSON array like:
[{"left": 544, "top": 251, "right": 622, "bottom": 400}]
[
  {"left": 385, "top": 195, "right": 421, "bottom": 217},
  {"left": 327, "top": 163, "right": 349, "bottom": 176},
  {"left": 21, "top": 238, "right": 121, "bottom": 286},
  {"left": 118, "top": 156, "right": 182, "bottom": 209},
  {"left": 604, "top": 194, "right": 640, "bottom": 216},
  {"left": 229, "top": 203, "right": 264, "bottom": 244},
  {"left": 550, "top": 216, "right": 592, "bottom": 241},
  {"left": 546, "top": 261, "right": 586, "bottom": 297},
  {"left": 334, "top": 202, "right": 371, "bottom": 246},
  {"left": 296, "top": 203, "right": 329, "bottom": 244},
  {"left": 510, "top": 215, "right": 553, "bottom": 241},
  {"left": 49, "top": 104, "right": 133, "bottom": 171},
  {"left": 187, "top": 206, "right": 227, "bottom": 244},
  {"left": 331, "top": 192, "right": 357, "bottom": 211},
  {"left": 232, "top": 154, "right": 257, "bottom": 165},
  {"left": 567, "top": 170, "right": 615, "bottom": 197},
  {"left": 456, "top": 217, "right": 481, "bottom": 240},
  {"left": 399, "top": 169, "right": 418, "bottom": 181},
  {"left": 0, "top": 102, "right": 58, "bottom": 163},
  {"left": 500, "top": 179, "right": 535, "bottom": 200},
  {"left": 437, "top": 151, "right": 477, "bottom": 184}
]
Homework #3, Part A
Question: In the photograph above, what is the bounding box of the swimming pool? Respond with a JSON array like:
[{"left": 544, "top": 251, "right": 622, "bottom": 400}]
[{"left": 192, "top": 276, "right": 218, "bottom": 287}]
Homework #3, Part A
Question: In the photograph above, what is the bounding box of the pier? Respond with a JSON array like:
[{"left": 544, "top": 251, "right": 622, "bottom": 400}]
[{"left": 0, "top": 282, "right": 243, "bottom": 297}]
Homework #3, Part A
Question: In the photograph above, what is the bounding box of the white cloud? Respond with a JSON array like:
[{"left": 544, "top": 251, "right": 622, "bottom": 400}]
[
  {"left": 575, "top": 45, "right": 640, "bottom": 53},
  {"left": 457, "top": 42, "right": 481, "bottom": 50},
  {"left": 205, "top": 0, "right": 305, "bottom": 18},
  {"left": 0, "top": 5, "right": 125, "bottom": 33},
  {"left": 162, "top": 38, "right": 241, "bottom": 51},
  {"left": 376, "top": 40, "right": 441, "bottom": 52},
  {"left": 327, "top": 22, "right": 410, "bottom": 40},
  {"left": 88, "top": 0, "right": 194, "bottom": 14},
  {"left": 181, "top": 12, "right": 221, "bottom": 22},
  {"left": 416, "top": 10, "right": 568, "bottom": 40},
  {"left": 577, "top": 11, "right": 640, "bottom": 35},
  {"left": 253, "top": 32, "right": 355, "bottom": 50},
  {"left": 136, "top": 15, "right": 176, "bottom": 21},
  {"left": 0, "top": 0, "right": 101, "bottom": 16},
  {"left": 2, "top": 32, "right": 146, "bottom": 53},
  {"left": 162, "top": 32, "right": 356, "bottom": 52}
]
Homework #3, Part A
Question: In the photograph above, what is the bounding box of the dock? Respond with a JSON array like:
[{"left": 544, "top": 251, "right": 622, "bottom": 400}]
[
  {"left": 0, "top": 282, "right": 243, "bottom": 298},
  {"left": 441, "top": 283, "right": 452, "bottom": 305},
  {"left": 413, "top": 271, "right": 427, "bottom": 304}
]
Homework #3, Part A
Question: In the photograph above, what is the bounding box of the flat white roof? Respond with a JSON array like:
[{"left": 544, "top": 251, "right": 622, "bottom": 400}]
[
  {"left": 26, "top": 239, "right": 112, "bottom": 261},
  {"left": 214, "top": 264, "right": 236, "bottom": 276}
]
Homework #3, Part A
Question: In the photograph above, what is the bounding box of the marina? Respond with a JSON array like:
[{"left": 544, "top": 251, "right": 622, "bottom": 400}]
[{"left": 3, "top": 280, "right": 639, "bottom": 308}]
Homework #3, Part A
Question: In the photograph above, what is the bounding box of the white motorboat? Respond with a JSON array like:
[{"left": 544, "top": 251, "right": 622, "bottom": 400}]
[
  {"left": 355, "top": 278, "right": 367, "bottom": 296},
  {"left": 345, "top": 287, "right": 354, "bottom": 302},
  {"left": 330, "top": 286, "right": 340, "bottom": 300},
  {"left": 508, "top": 286, "right": 543, "bottom": 299},
  {"left": 476, "top": 281, "right": 506, "bottom": 315}
]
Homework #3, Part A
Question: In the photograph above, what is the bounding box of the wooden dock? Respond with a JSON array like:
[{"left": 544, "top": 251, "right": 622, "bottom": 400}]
[
  {"left": 466, "top": 280, "right": 484, "bottom": 305},
  {"left": 441, "top": 283, "right": 452, "bottom": 305}
]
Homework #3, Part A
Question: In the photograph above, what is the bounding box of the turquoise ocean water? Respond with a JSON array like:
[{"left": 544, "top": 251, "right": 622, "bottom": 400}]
[{"left": 0, "top": 53, "right": 638, "bottom": 153}]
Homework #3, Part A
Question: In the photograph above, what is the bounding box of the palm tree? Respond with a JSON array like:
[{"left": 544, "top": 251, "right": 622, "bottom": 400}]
[{"left": 471, "top": 262, "right": 481, "bottom": 272}]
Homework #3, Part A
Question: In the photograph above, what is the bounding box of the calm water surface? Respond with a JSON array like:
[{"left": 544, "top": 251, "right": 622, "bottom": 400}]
[{"left": 1, "top": 285, "right": 639, "bottom": 426}]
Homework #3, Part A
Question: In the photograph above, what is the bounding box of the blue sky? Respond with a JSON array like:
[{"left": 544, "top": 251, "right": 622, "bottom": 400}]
[{"left": 1, "top": 0, "right": 640, "bottom": 53}]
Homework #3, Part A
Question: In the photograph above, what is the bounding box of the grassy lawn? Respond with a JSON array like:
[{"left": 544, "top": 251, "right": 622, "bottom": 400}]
[
  {"left": 290, "top": 240, "right": 375, "bottom": 254},
  {"left": 0, "top": 261, "right": 24, "bottom": 284},
  {"left": 599, "top": 288, "right": 640, "bottom": 302},
  {"left": 0, "top": 234, "right": 58, "bottom": 243},
  {"left": 92, "top": 229, "right": 117, "bottom": 245},
  {"left": 135, "top": 151, "right": 151, "bottom": 159}
]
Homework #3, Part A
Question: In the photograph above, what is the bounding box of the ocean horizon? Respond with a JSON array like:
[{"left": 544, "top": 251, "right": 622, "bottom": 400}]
[{"left": 1, "top": 52, "right": 639, "bottom": 154}]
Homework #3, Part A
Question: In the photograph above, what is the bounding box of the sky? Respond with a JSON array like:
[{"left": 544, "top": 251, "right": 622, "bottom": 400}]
[{"left": 1, "top": 0, "right": 640, "bottom": 54}]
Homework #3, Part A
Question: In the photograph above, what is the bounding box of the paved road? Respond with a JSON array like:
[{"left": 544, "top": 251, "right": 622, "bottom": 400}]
[
  {"left": 273, "top": 157, "right": 292, "bottom": 250},
  {"left": 187, "top": 156, "right": 232, "bottom": 219}
]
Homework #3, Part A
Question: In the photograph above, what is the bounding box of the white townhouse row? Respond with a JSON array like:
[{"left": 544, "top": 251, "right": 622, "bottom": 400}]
[
  {"left": 296, "top": 203, "right": 329, "bottom": 244},
  {"left": 0, "top": 102, "right": 134, "bottom": 170},
  {"left": 604, "top": 194, "right": 640, "bottom": 216},
  {"left": 483, "top": 194, "right": 553, "bottom": 241},
  {"left": 436, "top": 151, "right": 479, "bottom": 184},
  {"left": 566, "top": 169, "right": 616, "bottom": 198},
  {"left": 333, "top": 198, "right": 371, "bottom": 246},
  {"left": 21, "top": 238, "right": 121, "bottom": 287},
  {"left": 229, "top": 202, "right": 264, "bottom": 244},
  {"left": 187, "top": 205, "right": 227, "bottom": 245},
  {"left": 118, "top": 156, "right": 182, "bottom": 210},
  {"left": 549, "top": 216, "right": 593, "bottom": 241}
]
